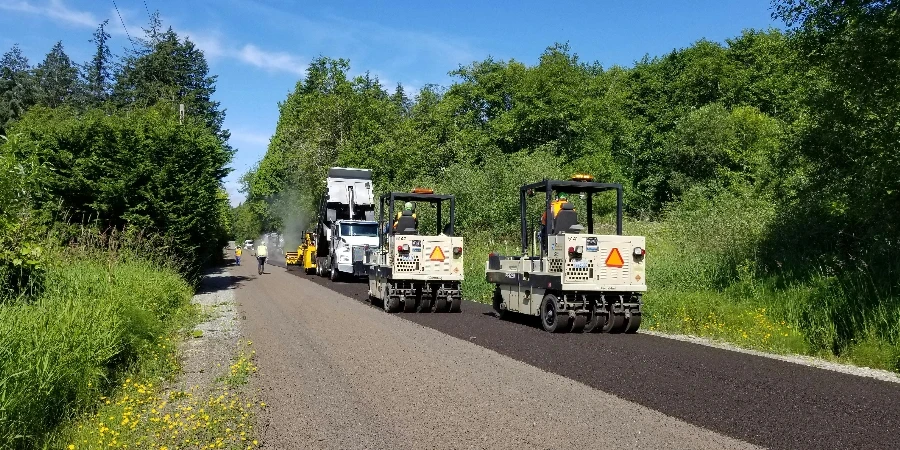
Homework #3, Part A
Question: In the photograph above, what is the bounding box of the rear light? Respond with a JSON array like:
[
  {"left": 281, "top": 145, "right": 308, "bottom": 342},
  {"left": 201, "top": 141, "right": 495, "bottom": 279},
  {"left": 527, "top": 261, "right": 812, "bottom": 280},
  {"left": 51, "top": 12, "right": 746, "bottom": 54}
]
[
  {"left": 568, "top": 247, "right": 575, "bottom": 254},
  {"left": 453, "top": 247, "right": 462, "bottom": 255},
  {"left": 633, "top": 247, "right": 645, "bottom": 257},
  {"left": 398, "top": 244, "right": 410, "bottom": 252}
]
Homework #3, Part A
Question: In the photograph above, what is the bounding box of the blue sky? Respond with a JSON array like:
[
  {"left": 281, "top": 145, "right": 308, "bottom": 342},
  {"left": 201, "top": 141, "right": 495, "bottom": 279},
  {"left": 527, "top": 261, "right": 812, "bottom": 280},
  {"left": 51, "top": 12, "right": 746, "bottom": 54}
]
[{"left": 1, "top": 0, "right": 780, "bottom": 205}]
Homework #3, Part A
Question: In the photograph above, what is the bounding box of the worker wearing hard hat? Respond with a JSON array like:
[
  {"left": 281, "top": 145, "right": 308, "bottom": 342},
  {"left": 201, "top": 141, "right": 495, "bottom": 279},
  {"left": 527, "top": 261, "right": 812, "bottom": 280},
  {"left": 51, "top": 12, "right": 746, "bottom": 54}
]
[
  {"left": 541, "top": 192, "right": 571, "bottom": 226},
  {"left": 539, "top": 192, "right": 573, "bottom": 251},
  {"left": 393, "top": 202, "right": 418, "bottom": 231}
]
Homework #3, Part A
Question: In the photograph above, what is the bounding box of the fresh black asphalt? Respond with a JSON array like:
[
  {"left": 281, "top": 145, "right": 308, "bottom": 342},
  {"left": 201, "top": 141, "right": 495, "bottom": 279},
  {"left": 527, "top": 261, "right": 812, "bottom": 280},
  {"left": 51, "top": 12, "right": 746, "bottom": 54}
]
[{"left": 273, "top": 261, "right": 900, "bottom": 450}]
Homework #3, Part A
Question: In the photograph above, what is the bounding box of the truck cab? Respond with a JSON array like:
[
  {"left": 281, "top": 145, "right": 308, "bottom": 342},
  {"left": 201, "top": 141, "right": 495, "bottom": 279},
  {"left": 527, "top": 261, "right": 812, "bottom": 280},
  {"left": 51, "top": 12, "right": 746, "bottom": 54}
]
[{"left": 331, "top": 219, "right": 379, "bottom": 279}]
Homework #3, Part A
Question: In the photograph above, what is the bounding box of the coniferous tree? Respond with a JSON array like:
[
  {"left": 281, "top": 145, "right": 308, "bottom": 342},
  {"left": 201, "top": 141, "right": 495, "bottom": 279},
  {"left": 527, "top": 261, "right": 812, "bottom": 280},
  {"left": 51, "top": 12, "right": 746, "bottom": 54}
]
[
  {"left": 35, "top": 41, "right": 82, "bottom": 108},
  {"left": 84, "top": 20, "right": 114, "bottom": 104},
  {"left": 0, "top": 45, "right": 36, "bottom": 134}
]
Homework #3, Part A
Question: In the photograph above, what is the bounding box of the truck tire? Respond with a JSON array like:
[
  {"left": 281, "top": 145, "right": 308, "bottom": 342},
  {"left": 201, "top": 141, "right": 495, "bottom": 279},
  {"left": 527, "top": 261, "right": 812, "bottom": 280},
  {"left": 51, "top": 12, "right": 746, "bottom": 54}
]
[
  {"left": 540, "top": 294, "right": 568, "bottom": 333},
  {"left": 449, "top": 296, "right": 461, "bottom": 313},
  {"left": 330, "top": 260, "right": 340, "bottom": 282}
]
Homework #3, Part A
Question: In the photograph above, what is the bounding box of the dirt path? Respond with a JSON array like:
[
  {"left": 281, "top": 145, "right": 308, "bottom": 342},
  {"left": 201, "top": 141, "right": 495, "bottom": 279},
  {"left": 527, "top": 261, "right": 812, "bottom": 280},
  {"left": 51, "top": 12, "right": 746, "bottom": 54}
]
[{"left": 233, "top": 262, "right": 757, "bottom": 450}]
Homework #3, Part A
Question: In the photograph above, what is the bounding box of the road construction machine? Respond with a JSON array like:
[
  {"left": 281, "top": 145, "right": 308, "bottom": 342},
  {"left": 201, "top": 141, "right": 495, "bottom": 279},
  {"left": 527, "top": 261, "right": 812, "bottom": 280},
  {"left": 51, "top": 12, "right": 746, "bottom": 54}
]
[
  {"left": 485, "top": 174, "right": 646, "bottom": 333},
  {"left": 285, "top": 248, "right": 300, "bottom": 266},
  {"left": 314, "top": 167, "right": 379, "bottom": 281},
  {"left": 366, "top": 188, "right": 464, "bottom": 313},
  {"left": 298, "top": 231, "right": 317, "bottom": 274}
]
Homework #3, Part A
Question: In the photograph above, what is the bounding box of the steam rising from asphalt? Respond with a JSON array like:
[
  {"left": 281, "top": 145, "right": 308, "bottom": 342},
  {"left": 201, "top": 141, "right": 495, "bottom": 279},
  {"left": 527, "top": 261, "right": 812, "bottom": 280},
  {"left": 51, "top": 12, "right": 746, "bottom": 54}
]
[{"left": 271, "top": 188, "right": 316, "bottom": 252}]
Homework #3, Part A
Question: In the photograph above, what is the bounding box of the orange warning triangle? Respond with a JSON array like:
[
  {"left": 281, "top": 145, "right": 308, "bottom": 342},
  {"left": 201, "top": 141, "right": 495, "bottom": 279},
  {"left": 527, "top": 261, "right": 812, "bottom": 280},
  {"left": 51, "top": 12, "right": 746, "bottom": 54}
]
[
  {"left": 430, "top": 246, "right": 446, "bottom": 261},
  {"left": 605, "top": 248, "right": 624, "bottom": 267}
]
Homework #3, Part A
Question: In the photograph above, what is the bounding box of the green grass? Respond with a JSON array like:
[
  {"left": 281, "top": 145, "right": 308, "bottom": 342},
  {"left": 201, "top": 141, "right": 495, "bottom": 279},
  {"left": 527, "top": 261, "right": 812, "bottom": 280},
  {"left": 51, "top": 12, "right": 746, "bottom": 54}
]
[{"left": 0, "top": 250, "right": 194, "bottom": 449}]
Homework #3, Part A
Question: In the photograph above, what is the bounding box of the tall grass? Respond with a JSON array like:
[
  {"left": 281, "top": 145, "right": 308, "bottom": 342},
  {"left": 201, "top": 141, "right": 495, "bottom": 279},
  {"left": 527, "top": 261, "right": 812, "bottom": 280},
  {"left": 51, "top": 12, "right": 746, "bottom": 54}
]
[{"left": 0, "top": 244, "right": 193, "bottom": 448}]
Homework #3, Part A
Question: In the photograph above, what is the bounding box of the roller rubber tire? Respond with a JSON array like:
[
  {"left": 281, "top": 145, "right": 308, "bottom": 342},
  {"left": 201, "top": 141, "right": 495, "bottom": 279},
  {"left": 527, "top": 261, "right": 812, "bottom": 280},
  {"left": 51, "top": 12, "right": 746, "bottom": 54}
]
[
  {"left": 584, "top": 307, "right": 607, "bottom": 333},
  {"left": 492, "top": 287, "right": 506, "bottom": 319},
  {"left": 624, "top": 312, "right": 642, "bottom": 334},
  {"left": 540, "top": 294, "right": 567, "bottom": 333},
  {"left": 383, "top": 285, "right": 400, "bottom": 313},
  {"left": 449, "top": 296, "right": 462, "bottom": 313},
  {"left": 403, "top": 294, "right": 417, "bottom": 313},
  {"left": 608, "top": 314, "right": 627, "bottom": 333},
  {"left": 433, "top": 294, "right": 448, "bottom": 313},
  {"left": 416, "top": 292, "right": 431, "bottom": 313},
  {"left": 600, "top": 306, "right": 623, "bottom": 333},
  {"left": 569, "top": 314, "right": 587, "bottom": 333}
]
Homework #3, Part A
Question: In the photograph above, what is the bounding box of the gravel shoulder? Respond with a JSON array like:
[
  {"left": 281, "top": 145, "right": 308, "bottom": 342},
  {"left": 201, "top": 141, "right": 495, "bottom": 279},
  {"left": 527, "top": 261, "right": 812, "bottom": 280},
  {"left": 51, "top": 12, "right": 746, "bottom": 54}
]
[
  {"left": 235, "top": 262, "right": 758, "bottom": 450},
  {"left": 173, "top": 266, "right": 247, "bottom": 392}
]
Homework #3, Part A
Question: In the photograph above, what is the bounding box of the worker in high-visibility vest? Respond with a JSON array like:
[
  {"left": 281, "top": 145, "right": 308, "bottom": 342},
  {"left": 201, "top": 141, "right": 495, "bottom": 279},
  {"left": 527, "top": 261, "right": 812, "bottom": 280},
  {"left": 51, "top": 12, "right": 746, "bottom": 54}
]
[
  {"left": 235, "top": 246, "right": 242, "bottom": 266},
  {"left": 393, "top": 202, "right": 418, "bottom": 231},
  {"left": 541, "top": 192, "right": 571, "bottom": 226},
  {"left": 539, "top": 193, "right": 572, "bottom": 252}
]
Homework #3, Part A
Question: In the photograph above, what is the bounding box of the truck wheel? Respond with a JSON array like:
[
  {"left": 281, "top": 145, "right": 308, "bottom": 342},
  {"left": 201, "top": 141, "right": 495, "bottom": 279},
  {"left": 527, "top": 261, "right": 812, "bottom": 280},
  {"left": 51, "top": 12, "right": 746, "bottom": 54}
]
[
  {"left": 540, "top": 294, "right": 567, "bottom": 333},
  {"left": 330, "top": 264, "right": 339, "bottom": 282},
  {"left": 624, "top": 312, "right": 642, "bottom": 334},
  {"left": 492, "top": 287, "right": 506, "bottom": 319}
]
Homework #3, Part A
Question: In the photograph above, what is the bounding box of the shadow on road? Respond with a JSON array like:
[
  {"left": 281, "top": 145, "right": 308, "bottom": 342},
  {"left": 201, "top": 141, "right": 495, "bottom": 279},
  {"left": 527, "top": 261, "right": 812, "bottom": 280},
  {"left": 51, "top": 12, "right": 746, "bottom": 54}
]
[
  {"left": 482, "top": 311, "right": 544, "bottom": 331},
  {"left": 195, "top": 264, "right": 252, "bottom": 294}
]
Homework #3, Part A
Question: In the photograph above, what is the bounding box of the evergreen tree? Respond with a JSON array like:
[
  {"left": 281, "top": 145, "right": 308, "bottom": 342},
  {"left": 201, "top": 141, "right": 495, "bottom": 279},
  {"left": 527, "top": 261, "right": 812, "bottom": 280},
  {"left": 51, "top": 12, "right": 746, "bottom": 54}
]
[
  {"left": 35, "top": 41, "right": 82, "bottom": 108},
  {"left": 0, "top": 45, "right": 36, "bottom": 134},
  {"left": 114, "top": 26, "right": 229, "bottom": 144},
  {"left": 84, "top": 20, "right": 114, "bottom": 103}
]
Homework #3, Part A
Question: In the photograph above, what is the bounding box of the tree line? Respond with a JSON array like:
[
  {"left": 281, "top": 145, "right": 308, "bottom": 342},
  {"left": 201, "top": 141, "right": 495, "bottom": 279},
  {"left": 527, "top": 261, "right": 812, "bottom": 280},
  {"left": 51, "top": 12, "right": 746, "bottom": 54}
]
[
  {"left": 236, "top": 0, "right": 900, "bottom": 361},
  {"left": 0, "top": 12, "right": 233, "bottom": 288}
]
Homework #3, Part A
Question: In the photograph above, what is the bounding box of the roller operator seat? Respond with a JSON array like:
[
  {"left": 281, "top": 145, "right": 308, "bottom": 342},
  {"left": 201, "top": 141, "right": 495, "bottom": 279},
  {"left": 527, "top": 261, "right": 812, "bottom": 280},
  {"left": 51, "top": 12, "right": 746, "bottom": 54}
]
[
  {"left": 552, "top": 202, "right": 579, "bottom": 234},
  {"left": 395, "top": 210, "right": 418, "bottom": 235}
]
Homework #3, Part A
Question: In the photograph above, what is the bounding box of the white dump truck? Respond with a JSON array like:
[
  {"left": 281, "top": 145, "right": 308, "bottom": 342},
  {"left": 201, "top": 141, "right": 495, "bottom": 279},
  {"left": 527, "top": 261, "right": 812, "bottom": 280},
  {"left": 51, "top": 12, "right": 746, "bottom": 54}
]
[{"left": 315, "top": 167, "right": 379, "bottom": 281}]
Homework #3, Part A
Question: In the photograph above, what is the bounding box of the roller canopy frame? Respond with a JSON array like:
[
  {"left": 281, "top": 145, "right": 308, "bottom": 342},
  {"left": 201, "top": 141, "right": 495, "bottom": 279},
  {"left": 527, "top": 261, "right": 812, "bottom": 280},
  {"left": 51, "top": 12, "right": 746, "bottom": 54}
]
[
  {"left": 378, "top": 192, "right": 457, "bottom": 247},
  {"left": 520, "top": 180, "right": 623, "bottom": 256}
]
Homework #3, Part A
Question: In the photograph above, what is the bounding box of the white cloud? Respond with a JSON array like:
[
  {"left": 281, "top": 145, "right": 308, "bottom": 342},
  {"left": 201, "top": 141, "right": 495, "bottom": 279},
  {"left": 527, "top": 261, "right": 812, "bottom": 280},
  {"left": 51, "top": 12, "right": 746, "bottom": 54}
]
[
  {"left": 0, "top": 0, "right": 99, "bottom": 28},
  {"left": 236, "top": 44, "right": 306, "bottom": 76},
  {"left": 182, "top": 29, "right": 226, "bottom": 60}
]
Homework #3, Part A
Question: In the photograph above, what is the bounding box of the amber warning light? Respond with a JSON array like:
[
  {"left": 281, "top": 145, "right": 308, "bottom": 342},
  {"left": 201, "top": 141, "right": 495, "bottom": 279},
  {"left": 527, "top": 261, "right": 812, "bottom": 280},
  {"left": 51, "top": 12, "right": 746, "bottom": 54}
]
[{"left": 571, "top": 173, "right": 594, "bottom": 182}]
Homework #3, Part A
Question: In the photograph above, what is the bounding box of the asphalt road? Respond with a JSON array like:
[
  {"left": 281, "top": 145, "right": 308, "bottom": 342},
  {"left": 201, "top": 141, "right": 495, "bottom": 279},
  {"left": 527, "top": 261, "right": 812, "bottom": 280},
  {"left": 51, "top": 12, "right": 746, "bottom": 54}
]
[{"left": 237, "top": 256, "right": 900, "bottom": 449}]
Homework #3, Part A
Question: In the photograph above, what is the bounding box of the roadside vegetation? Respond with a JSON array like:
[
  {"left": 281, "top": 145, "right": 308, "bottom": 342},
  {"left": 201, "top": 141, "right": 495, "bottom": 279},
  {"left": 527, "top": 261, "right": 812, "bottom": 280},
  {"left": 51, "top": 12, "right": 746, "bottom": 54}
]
[
  {"left": 236, "top": 1, "right": 900, "bottom": 371},
  {"left": 0, "top": 12, "right": 242, "bottom": 449}
]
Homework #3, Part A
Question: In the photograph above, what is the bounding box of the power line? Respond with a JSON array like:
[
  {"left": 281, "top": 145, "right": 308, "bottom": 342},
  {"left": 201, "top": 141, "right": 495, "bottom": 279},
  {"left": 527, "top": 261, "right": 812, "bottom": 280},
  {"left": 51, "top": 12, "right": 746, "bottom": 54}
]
[
  {"left": 110, "top": 0, "right": 136, "bottom": 51},
  {"left": 143, "top": 0, "right": 152, "bottom": 21}
]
